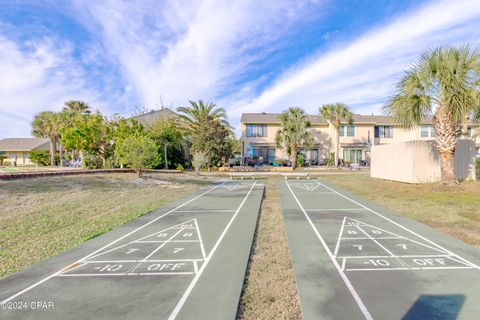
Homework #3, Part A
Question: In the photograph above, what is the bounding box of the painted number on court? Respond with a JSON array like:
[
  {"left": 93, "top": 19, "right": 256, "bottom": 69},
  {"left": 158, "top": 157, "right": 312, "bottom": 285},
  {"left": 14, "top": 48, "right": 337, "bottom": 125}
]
[
  {"left": 97, "top": 264, "right": 123, "bottom": 272},
  {"left": 364, "top": 259, "right": 390, "bottom": 267}
]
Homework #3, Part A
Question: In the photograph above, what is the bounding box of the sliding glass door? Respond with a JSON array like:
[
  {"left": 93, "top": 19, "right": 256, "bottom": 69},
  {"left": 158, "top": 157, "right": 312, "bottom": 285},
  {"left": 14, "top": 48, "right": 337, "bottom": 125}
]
[{"left": 343, "top": 149, "right": 362, "bottom": 164}]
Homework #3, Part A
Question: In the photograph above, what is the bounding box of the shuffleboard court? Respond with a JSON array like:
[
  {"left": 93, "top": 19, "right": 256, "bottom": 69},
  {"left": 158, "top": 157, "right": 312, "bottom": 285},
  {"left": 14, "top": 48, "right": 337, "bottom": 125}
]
[
  {"left": 278, "top": 179, "right": 480, "bottom": 320},
  {"left": 0, "top": 180, "right": 264, "bottom": 320}
]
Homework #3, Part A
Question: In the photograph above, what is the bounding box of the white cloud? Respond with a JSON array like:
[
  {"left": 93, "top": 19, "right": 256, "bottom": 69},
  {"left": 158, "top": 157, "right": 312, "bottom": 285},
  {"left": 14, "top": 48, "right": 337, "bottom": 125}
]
[
  {"left": 0, "top": 33, "right": 125, "bottom": 138},
  {"left": 70, "top": 0, "right": 325, "bottom": 112},
  {"left": 236, "top": 0, "right": 480, "bottom": 121}
]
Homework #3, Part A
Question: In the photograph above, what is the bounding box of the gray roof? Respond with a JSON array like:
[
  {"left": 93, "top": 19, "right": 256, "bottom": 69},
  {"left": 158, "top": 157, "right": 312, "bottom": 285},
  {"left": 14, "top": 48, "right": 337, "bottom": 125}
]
[
  {"left": 132, "top": 108, "right": 176, "bottom": 127},
  {"left": 240, "top": 113, "right": 435, "bottom": 125},
  {"left": 0, "top": 138, "right": 50, "bottom": 151}
]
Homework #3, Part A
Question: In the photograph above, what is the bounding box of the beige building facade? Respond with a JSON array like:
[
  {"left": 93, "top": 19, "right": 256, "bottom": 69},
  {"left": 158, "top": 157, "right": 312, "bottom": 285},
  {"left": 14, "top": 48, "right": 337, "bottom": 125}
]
[
  {"left": 0, "top": 138, "right": 51, "bottom": 165},
  {"left": 240, "top": 113, "right": 480, "bottom": 165}
]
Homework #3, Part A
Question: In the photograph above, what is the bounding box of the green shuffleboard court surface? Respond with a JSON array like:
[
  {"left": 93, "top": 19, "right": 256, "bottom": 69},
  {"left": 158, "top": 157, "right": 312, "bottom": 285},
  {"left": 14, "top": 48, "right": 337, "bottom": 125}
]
[
  {"left": 0, "top": 180, "right": 264, "bottom": 320},
  {"left": 278, "top": 179, "right": 480, "bottom": 320}
]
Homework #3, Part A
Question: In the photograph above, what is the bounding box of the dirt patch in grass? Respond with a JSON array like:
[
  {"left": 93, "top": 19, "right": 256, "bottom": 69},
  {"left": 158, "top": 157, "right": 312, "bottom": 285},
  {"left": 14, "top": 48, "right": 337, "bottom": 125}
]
[
  {"left": 321, "top": 174, "right": 480, "bottom": 247},
  {"left": 237, "top": 179, "right": 302, "bottom": 320},
  {"left": 0, "top": 173, "right": 210, "bottom": 279}
]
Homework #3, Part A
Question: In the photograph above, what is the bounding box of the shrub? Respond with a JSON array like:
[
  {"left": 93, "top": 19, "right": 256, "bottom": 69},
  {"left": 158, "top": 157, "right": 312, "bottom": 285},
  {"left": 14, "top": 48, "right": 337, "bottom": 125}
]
[
  {"left": 29, "top": 150, "right": 50, "bottom": 166},
  {"left": 326, "top": 152, "right": 335, "bottom": 166},
  {"left": 176, "top": 164, "right": 184, "bottom": 171},
  {"left": 83, "top": 153, "right": 104, "bottom": 169},
  {"left": 3, "top": 160, "right": 11, "bottom": 166},
  {"left": 115, "top": 134, "right": 159, "bottom": 177},
  {"left": 297, "top": 153, "right": 305, "bottom": 167}
]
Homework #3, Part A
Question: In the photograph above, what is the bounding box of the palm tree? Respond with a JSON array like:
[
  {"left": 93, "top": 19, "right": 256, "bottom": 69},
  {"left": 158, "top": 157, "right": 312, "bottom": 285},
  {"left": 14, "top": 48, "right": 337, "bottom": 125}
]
[
  {"left": 63, "top": 100, "right": 91, "bottom": 114},
  {"left": 275, "top": 107, "right": 315, "bottom": 168},
  {"left": 319, "top": 103, "right": 354, "bottom": 166},
  {"left": 177, "top": 100, "right": 233, "bottom": 134},
  {"left": 384, "top": 46, "right": 480, "bottom": 184},
  {"left": 32, "top": 111, "right": 60, "bottom": 167}
]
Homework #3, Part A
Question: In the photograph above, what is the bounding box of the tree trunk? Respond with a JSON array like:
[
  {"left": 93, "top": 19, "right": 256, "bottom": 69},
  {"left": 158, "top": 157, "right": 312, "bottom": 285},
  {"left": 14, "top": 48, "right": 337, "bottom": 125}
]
[
  {"left": 434, "top": 106, "right": 458, "bottom": 184},
  {"left": 164, "top": 143, "right": 168, "bottom": 169},
  {"left": 438, "top": 150, "right": 456, "bottom": 184},
  {"left": 59, "top": 144, "right": 63, "bottom": 167},
  {"left": 291, "top": 144, "right": 297, "bottom": 168},
  {"left": 50, "top": 135, "right": 56, "bottom": 167},
  {"left": 335, "top": 127, "right": 340, "bottom": 166}
]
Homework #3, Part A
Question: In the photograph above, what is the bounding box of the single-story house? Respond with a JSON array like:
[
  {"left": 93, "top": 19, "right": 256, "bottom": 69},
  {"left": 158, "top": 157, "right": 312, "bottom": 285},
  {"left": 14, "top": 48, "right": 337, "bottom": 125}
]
[{"left": 0, "top": 138, "right": 51, "bottom": 165}]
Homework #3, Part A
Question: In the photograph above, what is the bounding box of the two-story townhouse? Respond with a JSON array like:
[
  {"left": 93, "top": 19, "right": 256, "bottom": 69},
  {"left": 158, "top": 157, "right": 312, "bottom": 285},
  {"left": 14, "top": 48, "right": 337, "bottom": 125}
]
[{"left": 240, "top": 113, "right": 480, "bottom": 165}]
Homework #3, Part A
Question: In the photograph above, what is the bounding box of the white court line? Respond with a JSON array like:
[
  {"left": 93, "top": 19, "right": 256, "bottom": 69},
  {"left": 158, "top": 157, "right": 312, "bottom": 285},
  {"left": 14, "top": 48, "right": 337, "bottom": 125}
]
[
  {"left": 167, "top": 181, "right": 258, "bottom": 320},
  {"left": 346, "top": 217, "right": 447, "bottom": 254},
  {"left": 142, "top": 228, "right": 185, "bottom": 260},
  {"left": 341, "top": 237, "right": 401, "bottom": 240},
  {"left": 333, "top": 217, "right": 347, "bottom": 257},
  {"left": 285, "top": 181, "right": 374, "bottom": 320},
  {"left": 59, "top": 272, "right": 195, "bottom": 277},
  {"left": 307, "top": 208, "right": 367, "bottom": 212},
  {"left": 86, "top": 219, "right": 195, "bottom": 261},
  {"left": 315, "top": 181, "right": 480, "bottom": 270},
  {"left": 346, "top": 268, "right": 410, "bottom": 272},
  {"left": 194, "top": 218, "right": 207, "bottom": 259},
  {"left": 355, "top": 225, "right": 396, "bottom": 257},
  {"left": 346, "top": 266, "right": 473, "bottom": 272},
  {"left": 135, "top": 240, "right": 199, "bottom": 243},
  {"left": 341, "top": 258, "right": 346, "bottom": 271},
  {"left": 83, "top": 259, "right": 203, "bottom": 263},
  {"left": 193, "top": 261, "right": 198, "bottom": 274},
  {"left": 0, "top": 181, "right": 227, "bottom": 306},
  {"left": 174, "top": 210, "right": 236, "bottom": 213},
  {"left": 337, "top": 255, "right": 452, "bottom": 259}
]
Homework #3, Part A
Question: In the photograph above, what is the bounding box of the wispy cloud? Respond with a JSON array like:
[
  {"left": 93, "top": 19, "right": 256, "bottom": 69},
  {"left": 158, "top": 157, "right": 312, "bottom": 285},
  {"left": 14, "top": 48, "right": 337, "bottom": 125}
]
[
  {"left": 0, "top": 34, "right": 105, "bottom": 137},
  {"left": 71, "top": 0, "right": 325, "bottom": 112},
  {"left": 236, "top": 0, "right": 480, "bottom": 120}
]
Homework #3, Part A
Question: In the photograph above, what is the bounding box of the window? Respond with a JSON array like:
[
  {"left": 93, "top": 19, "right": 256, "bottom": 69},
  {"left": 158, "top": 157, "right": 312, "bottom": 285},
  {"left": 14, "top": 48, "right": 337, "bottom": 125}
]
[
  {"left": 347, "top": 125, "right": 355, "bottom": 137},
  {"left": 246, "top": 124, "right": 268, "bottom": 137},
  {"left": 421, "top": 125, "right": 435, "bottom": 138},
  {"left": 339, "top": 125, "right": 355, "bottom": 137},
  {"left": 343, "top": 149, "right": 363, "bottom": 164},
  {"left": 374, "top": 126, "right": 393, "bottom": 138}
]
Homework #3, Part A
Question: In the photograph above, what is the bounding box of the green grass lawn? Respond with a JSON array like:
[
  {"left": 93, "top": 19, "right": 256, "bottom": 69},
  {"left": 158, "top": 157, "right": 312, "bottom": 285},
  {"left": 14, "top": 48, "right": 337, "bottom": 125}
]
[
  {"left": 0, "top": 173, "right": 209, "bottom": 279},
  {"left": 321, "top": 174, "right": 480, "bottom": 247}
]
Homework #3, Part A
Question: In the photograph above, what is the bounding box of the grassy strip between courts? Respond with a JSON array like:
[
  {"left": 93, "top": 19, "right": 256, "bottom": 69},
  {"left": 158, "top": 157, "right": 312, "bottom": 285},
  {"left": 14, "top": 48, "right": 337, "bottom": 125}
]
[
  {"left": 0, "top": 173, "right": 209, "bottom": 279},
  {"left": 238, "top": 178, "right": 302, "bottom": 320},
  {"left": 321, "top": 173, "right": 480, "bottom": 247}
]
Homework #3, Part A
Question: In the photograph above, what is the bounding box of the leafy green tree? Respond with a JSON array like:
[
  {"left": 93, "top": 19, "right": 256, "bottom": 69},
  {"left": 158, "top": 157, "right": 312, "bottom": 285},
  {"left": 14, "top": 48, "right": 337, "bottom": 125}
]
[
  {"left": 31, "top": 111, "right": 60, "bottom": 167},
  {"left": 28, "top": 150, "right": 50, "bottom": 166},
  {"left": 319, "top": 103, "right": 354, "bottom": 166},
  {"left": 190, "top": 117, "right": 233, "bottom": 168},
  {"left": 149, "top": 117, "right": 185, "bottom": 169},
  {"left": 384, "top": 46, "right": 480, "bottom": 183},
  {"left": 59, "top": 112, "right": 114, "bottom": 168},
  {"left": 115, "top": 133, "right": 159, "bottom": 177},
  {"left": 275, "top": 107, "right": 315, "bottom": 168},
  {"left": 177, "top": 100, "right": 233, "bottom": 134}
]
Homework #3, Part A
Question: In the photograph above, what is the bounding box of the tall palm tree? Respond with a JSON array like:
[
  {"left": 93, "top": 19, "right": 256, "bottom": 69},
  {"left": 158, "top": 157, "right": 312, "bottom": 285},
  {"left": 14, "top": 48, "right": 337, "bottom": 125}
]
[
  {"left": 32, "top": 111, "right": 60, "bottom": 167},
  {"left": 275, "top": 107, "right": 315, "bottom": 168},
  {"left": 319, "top": 103, "right": 354, "bottom": 166},
  {"left": 177, "top": 100, "right": 233, "bottom": 134},
  {"left": 384, "top": 46, "right": 480, "bottom": 184},
  {"left": 63, "top": 100, "right": 91, "bottom": 114}
]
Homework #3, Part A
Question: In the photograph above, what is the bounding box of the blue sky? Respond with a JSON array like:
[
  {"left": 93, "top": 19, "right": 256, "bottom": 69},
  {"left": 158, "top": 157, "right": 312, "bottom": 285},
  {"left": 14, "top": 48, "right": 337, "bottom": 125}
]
[{"left": 1, "top": 0, "right": 480, "bottom": 138}]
